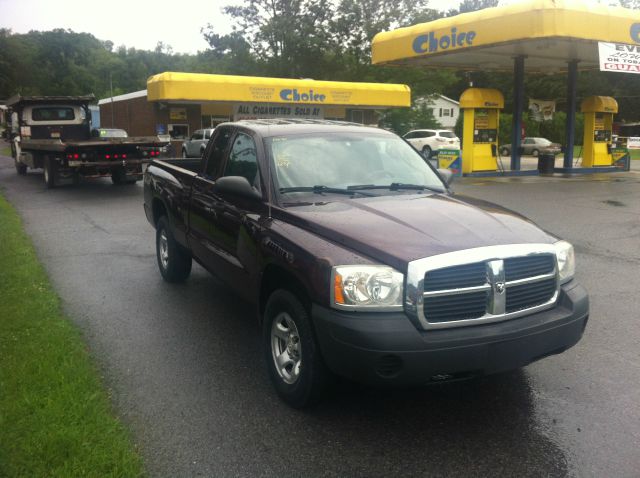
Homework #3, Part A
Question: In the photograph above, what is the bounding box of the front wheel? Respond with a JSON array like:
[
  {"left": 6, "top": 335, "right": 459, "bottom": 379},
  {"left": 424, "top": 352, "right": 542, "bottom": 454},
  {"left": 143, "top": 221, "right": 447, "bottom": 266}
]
[
  {"left": 182, "top": 149, "right": 188, "bottom": 158},
  {"left": 156, "top": 216, "right": 192, "bottom": 282},
  {"left": 263, "top": 289, "right": 331, "bottom": 408},
  {"left": 500, "top": 148, "right": 510, "bottom": 156},
  {"left": 531, "top": 149, "right": 540, "bottom": 157}
]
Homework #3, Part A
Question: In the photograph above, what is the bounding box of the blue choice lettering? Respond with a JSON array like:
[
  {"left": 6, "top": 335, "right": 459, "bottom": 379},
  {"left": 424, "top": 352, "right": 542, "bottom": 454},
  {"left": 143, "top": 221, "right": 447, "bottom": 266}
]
[
  {"left": 280, "top": 89, "right": 326, "bottom": 102},
  {"left": 412, "top": 28, "right": 476, "bottom": 54},
  {"left": 631, "top": 23, "right": 640, "bottom": 43}
]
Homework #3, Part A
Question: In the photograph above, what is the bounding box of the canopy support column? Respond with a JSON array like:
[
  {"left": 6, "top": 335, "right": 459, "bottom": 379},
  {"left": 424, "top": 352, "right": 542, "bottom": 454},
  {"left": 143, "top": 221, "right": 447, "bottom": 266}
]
[
  {"left": 564, "top": 60, "right": 579, "bottom": 169},
  {"left": 511, "top": 55, "right": 525, "bottom": 171}
]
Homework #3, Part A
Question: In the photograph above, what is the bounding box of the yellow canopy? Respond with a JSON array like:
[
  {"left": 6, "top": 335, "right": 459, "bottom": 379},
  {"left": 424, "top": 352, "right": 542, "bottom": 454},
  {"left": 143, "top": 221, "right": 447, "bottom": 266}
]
[
  {"left": 459, "top": 88, "right": 504, "bottom": 109},
  {"left": 581, "top": 96, "right": 618, "bottom": 113},
  {"left": 372, "top": 0, "right": 640, "bottom": 73},
  {"left": 147, "top": 72, "right": 410, "bottom": 108}
]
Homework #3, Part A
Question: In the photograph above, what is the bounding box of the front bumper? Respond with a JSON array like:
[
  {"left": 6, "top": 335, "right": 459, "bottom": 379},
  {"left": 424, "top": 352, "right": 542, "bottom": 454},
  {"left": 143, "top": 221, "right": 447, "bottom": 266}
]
[{"left": 312, "top": 280, "right": 588, "bottom": 386}]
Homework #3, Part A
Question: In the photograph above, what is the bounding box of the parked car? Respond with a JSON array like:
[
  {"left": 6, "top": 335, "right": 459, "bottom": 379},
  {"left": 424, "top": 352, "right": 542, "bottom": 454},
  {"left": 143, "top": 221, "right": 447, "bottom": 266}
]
[
  {"left": 500, "top": 137, "right": 561, "bottom": 157},
  {"left": 403, "top": 129, "right": 460, "bottom": 158},
  {"left": 144, "top": 119, "right": 588, "bottom": 408},
  {"left": 182, "top": 128, "right": 214, "bottom": 158}
]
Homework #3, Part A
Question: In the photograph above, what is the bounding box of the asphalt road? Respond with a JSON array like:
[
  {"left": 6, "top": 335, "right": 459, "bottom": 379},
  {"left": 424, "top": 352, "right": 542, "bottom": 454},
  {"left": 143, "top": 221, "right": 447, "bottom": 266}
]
[{"left": 1, "top": 154, "right": 639, "bottom": 477}]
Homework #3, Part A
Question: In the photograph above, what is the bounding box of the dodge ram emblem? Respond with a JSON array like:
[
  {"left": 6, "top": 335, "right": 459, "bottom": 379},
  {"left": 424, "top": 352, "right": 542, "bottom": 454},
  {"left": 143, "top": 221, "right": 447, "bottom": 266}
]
[{"left": 494, "top": 281, "right": 506, "bottom": 294}]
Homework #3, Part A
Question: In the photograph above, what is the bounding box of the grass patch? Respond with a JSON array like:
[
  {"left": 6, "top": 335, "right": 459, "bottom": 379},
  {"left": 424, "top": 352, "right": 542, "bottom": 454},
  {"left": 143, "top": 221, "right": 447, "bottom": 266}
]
[
  {"left": 0, "top": 145, "right": 10, "bottom": 157},
  {"left": 0, "top": 193, "right": 145, "bottom": 477}
]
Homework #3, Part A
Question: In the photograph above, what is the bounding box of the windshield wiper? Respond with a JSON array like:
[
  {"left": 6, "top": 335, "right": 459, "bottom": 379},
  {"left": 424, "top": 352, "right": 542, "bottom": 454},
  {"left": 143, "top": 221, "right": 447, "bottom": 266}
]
[
  {"left": 347, "top": 183, "right": 445, "bottom": 193},
  {"left": 279, "top": 185, "right": 375, "bottom": 197}
]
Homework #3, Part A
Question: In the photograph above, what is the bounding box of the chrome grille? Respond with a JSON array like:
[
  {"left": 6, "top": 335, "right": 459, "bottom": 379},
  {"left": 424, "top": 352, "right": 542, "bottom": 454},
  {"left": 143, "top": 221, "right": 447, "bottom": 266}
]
[{"left": 406, "top": 245, "right": 560, "bottom": 330}]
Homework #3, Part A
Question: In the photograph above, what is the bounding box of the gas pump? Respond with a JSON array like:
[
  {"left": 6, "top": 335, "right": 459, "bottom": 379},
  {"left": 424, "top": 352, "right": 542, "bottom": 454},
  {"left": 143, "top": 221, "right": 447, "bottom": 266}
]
[
  {"left": 581, "top": 96, "right": 617, "bottom": 167},
  {"left": 460, "top": 88, "right": 504, "bottom": 174}
]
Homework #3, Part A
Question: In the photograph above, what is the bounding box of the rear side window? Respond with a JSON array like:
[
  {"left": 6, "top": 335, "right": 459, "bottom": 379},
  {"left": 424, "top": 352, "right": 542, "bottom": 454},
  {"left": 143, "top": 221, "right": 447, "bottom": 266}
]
[
  {"left": 192, "top": 131, "right": 204, "bottom": 140},
  {"left": 32, "top": 107, "right": 75, "bottom": 121},
  {"left": 439, "top": 131, "right": 456, "bottom": 138},
  {"left": 224, "top": 132, "right": 259, "bottom": 187},
  {"left": 204, "top": 128, "right": 233, "bottom": 178}
]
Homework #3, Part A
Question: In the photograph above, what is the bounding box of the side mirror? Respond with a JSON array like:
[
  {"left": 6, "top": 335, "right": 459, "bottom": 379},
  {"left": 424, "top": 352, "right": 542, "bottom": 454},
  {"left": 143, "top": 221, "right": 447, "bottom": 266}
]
[
  {"left": 437, "top": 168, "right": 454, "bottom": 187},
  {"left": 213, "top": 176, "right": 262, "bottom": 201}
]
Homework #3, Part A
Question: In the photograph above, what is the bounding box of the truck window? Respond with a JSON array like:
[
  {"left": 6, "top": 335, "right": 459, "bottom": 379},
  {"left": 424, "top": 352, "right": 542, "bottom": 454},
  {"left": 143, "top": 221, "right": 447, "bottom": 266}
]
[
  {"left": 224, "top": 133, "right": 259, "bottom": 187},
  {"left": 32, "top": 107, "right": 75, "bottom": 121},
  {"left": 204, "top": 128, "right": 233, "bottom": 178}
]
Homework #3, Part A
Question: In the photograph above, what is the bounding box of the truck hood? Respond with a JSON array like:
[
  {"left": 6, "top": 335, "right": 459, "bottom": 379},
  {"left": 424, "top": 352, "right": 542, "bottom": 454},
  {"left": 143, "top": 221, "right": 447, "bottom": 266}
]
[{"left": 278, "top": 193, "right": 556, "bottom": 271}]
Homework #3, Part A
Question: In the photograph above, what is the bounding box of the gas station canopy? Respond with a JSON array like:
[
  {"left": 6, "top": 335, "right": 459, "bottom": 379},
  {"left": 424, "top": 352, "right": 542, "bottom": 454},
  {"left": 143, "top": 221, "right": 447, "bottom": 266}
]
[
  {"left": 147, "top": 72, "right": 411, "bottom": 108},
  {"left": 372, "top": 0, "right": 640, "bottom": 73}
]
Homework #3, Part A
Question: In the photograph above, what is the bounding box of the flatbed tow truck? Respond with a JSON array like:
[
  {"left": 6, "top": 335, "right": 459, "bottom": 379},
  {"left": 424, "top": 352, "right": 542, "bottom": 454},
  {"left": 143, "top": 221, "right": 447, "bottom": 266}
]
[{"left": 7, "top": 94, "right": 167, "bottom": 187}]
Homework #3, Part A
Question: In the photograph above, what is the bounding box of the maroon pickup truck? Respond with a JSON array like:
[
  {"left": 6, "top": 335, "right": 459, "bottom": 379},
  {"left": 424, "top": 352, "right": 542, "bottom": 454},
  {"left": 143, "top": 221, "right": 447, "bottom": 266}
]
[{"left": 143, "top": 120, "right": 589, "bottom": 408}]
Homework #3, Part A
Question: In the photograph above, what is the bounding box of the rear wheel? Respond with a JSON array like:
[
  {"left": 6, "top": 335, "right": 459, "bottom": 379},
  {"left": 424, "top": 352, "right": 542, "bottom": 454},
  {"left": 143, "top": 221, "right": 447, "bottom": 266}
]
[
  {"left": 156, "top": 216, "right": 192, "bottom": 282},
  {"left": 15, "top": 157, "right": 27, "bottom": 175},
  {"left": 112, "top": 168, "right": 137, "bottom": 185},
  {"left": 263, "top": 289, "right": 331, "bottom": 408},
  {"left": 182, "top": 149, "right": 188, "bottom": 158},
  {"left": 43, "top": 158, "right": 56, "bottom": 188},
  {"left": 500, "top": 147, "right": 510, "bottom": 156},
  {"left": 531, "top": 149, "right": 540, "bottom": 157},
  {"left": 422, "top": 145, "right": 432, "bottom": 159}
]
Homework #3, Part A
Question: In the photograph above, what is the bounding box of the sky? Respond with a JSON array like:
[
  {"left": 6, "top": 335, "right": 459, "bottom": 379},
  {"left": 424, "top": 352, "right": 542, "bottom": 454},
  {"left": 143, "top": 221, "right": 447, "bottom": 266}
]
[
  {"left": 0, "top": 0, "right": 238, "bottom": 54},
  {"left": 2, "top": 0, "right": 615, "bottom": 55},
  {"left": 0, "top": 0, "right": 470, "bottom": 54}
]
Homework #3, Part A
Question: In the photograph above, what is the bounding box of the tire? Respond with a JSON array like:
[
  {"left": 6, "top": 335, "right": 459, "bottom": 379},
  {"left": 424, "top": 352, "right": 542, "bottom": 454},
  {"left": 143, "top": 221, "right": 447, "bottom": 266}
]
[
  {"left": 111, "top": 168, "right": 137, "bottom": 185},
  {"left": 182, "top": 149, "right": 188, "bottom": 158},
  {"left": 263, "top": 289, "right": 331, "bottom": 408},
  {"left": 422, "top": 145, "right": 432, "bottom": 159},
  {"left": 156, "top": 216, "right": 192, "bottom": 282},
  {"left": 15, "top": 157, "right": 27, "bottom": 175},
  {"left": 200, "top": 147, "right": 206, "bottom": 158},
  {"left": 43, "top": 157, "right": 56, "bottom": 189},
  {"left": 531, "top": 149, "right": 539, "bottom": 157},
  {"left": 500, "top": 148, "right": 510, "bottom": 156}
]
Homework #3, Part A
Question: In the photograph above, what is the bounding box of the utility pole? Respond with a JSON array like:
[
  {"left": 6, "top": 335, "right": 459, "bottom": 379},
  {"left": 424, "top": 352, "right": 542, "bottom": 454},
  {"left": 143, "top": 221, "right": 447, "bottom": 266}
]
[{"left": 110, "top": 72, "right": 115, "bottom": 128}]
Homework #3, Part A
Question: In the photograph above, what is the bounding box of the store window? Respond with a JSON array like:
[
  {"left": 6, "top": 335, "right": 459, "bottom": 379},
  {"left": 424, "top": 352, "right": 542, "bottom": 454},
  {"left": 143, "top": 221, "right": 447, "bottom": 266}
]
[
  {"left": 168, "top": 124, "right": 189, "bottom": 140},
  {"left": 350, "top": 110, "right": 364, "bottom": 124},
  {"left": 202, "top": 115, "right": 232, "bottom": 128}
]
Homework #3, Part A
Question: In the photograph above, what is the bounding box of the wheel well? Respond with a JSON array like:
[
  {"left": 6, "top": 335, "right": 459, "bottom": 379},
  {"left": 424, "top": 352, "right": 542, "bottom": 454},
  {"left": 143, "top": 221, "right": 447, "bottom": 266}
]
[
  {"left": 151, "top": 198, "right": 168, "bottom": 226},
  {"left": 260, "top": 265, "right": 310, "bottom": 319}
]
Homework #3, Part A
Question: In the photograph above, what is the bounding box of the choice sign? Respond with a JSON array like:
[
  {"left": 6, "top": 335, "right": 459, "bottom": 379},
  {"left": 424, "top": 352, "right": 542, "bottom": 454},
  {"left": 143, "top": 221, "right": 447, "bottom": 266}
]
[
  {"left": 412, "top": 27, "right": 476, "bottom": 54},
  {"left": 279, "top": 89, "right": 326, "bottom": 102}
]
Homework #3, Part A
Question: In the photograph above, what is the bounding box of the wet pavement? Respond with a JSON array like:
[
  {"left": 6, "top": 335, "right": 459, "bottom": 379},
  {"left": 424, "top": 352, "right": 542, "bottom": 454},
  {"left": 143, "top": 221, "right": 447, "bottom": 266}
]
[{"left": 1, "top": 153, "right": 639, "bottom": 477}]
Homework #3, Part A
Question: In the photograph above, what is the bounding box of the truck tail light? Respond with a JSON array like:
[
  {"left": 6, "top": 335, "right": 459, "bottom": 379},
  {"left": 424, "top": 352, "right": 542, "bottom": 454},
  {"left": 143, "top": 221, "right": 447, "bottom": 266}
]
[
  {"left": 122, "top": 154, "right": 127, "bottom": 159},
  {"left": 73, "top": 154, "right": 79, "bottom": 159},
  {"left": 114, "top": 154, "right": 119, "bottom": 159},
  {"left": 105, "top": 154, "right": 111, "bottom": 159}
]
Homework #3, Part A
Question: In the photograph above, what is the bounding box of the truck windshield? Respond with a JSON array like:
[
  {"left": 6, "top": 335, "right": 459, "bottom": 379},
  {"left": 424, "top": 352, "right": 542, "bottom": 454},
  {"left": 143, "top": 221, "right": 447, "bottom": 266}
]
[{"left": 266, "top": 132, "right": 444, "bottom": 194}]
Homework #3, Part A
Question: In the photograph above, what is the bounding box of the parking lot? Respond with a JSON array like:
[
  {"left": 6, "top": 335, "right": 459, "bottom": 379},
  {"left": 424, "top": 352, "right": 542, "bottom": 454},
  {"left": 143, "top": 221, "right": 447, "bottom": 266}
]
[{"left": 1, "top": 153, "right": 639, "bottom": 477}]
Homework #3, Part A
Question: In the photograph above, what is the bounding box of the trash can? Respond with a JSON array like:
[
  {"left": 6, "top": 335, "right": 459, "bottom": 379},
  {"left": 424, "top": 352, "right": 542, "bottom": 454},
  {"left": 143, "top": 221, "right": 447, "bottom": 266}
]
[{"left": 538, "top": 151, "right": 556, "bottom": 174}]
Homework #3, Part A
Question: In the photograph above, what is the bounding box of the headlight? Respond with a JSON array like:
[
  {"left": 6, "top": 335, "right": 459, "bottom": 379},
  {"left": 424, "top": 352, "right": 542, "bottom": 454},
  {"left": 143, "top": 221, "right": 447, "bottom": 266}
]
[
  {"left": 554, "top": 240, "right": 575, "bottom": 284},
  {"left": 331, "top": 265, "right": 404, "bottom": 311}
]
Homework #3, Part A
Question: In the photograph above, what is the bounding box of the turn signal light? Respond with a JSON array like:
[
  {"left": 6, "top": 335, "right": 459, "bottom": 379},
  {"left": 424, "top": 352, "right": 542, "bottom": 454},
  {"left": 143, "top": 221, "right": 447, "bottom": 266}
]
[{"left": 333, "top": 272, "right": 346, "bottom": 305}]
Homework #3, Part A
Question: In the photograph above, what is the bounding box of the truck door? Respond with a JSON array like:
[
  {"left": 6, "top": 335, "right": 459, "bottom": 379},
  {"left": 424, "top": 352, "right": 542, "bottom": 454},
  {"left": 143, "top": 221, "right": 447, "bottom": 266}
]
[
  {"left": 188, "top": 127, "right": 233, "bottom": 272},
  {"left": 199, "top": 131, "right": 262, "bottom": 296}
]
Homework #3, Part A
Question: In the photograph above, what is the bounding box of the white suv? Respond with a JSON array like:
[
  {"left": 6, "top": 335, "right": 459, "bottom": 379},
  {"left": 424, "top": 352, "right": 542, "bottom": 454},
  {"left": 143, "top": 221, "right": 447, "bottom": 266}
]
[
  {"left": 182, "top": 128, "right": 215, "bottom": 158},
  {"left": 403, "top": 129, "right": 460, "bottom": 158}
]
